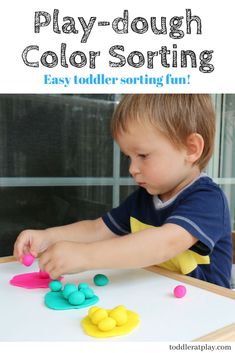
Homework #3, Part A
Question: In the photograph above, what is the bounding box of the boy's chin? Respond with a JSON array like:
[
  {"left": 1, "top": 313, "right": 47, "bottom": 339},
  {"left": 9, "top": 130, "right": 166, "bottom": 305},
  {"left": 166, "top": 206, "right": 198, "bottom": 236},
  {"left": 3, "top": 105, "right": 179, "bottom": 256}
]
[{"left": 144, "top": 187, "right": 158, "bottom": 196}]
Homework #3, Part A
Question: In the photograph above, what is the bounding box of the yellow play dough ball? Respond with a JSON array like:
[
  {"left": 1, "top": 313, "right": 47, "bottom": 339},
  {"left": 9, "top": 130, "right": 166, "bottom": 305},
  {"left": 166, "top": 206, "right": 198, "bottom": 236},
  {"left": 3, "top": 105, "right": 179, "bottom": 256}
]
[
  {"left": 91, "top": 308, "right": 108, "bottom": 325},
  {"left": 113, "top": 305, "right": 127, "bottom": 311},
  {"left": 109, "top": 307, "right": 128, "bottom": 326},
  {"left": 88, "top": 306, "right": 100, "bottom": 318},
  {"left": 98, "top": 317, "right": 117, "bottom": 332}
]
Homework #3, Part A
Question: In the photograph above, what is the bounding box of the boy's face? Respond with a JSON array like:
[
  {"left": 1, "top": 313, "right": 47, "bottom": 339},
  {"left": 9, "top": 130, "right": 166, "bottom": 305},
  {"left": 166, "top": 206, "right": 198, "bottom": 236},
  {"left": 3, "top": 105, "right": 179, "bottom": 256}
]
[{"left": 116, "top": 122, "right": 199, "bottom": 201}]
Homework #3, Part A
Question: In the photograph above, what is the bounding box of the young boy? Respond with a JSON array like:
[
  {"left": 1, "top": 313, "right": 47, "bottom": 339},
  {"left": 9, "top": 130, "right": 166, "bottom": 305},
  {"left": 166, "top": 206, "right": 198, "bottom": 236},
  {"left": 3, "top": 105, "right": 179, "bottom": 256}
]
[{"left": 13, "top": 94, "right": 232, "bottom": 288}]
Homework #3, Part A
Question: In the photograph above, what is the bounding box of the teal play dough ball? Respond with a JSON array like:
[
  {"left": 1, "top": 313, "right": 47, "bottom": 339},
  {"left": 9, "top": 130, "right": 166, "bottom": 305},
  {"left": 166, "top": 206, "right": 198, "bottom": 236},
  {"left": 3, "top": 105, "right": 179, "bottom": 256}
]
[
  {"left": 80, "top": 287, "right": 94, "bottom": 299},
  {"left": 49, "top": 280, "right": 62, "bottom": 292},
  {"left": 93, "top": 274, "right": 109, "bottom": 286},
  {"left": 62, "top": 283, "right": 77, "bottom": 299},
  {"left": 68, "top": 290, "right": 85, "bottom": 305},
  {"left": 78, "top": 282, "right": 89, "bottom": 290}
]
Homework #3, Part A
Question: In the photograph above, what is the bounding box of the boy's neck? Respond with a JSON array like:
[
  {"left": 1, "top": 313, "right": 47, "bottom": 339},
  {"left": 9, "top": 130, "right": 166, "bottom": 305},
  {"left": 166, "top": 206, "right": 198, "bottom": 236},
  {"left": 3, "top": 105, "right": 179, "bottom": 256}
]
[{"left": 159, "top": 168, "right": 201, "bottom": 202}]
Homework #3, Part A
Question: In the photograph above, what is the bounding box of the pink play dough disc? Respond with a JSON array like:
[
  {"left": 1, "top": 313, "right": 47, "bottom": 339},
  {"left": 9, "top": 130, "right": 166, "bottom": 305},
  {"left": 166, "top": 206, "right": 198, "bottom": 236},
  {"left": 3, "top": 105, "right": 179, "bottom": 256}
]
[
  {"left": 10, "top": 272, "right": 62, "bottom": 289},
  {"left": 39, "top": 270, "right": 50, "bottom": 279}
]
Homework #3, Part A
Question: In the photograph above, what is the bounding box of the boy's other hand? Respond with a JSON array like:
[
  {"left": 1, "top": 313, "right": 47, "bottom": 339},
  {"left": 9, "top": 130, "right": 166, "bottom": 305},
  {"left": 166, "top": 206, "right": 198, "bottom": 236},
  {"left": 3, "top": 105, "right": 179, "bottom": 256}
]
[
  {"left": 13, "top": 229, "right": 51, "bottom": 262},
  {"left": 39, "top": 241, "right": 89, "bottom": 279}
]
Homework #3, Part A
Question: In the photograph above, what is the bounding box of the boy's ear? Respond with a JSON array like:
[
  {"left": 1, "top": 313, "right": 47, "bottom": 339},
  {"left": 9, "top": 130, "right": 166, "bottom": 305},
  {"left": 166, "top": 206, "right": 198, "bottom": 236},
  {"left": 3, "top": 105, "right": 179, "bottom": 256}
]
[{"left": 185, "top": 133, "right": 204, "bottom": 164}]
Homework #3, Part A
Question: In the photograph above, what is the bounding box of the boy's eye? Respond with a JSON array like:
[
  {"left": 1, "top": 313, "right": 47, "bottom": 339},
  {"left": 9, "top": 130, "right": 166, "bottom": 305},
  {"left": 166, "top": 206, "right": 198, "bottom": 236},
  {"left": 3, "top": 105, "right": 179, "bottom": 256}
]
[
  {"left": 138, "top": 154, "right": 148, "bottom": 159},
  {"left": 123, "top": 154, "right": 130, "bottom": 162}
]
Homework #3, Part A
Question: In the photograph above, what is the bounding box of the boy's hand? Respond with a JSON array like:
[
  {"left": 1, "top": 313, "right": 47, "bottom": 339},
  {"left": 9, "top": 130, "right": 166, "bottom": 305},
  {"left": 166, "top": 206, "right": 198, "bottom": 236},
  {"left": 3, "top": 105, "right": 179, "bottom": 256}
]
[
  {"left": 13, "top": 229, "right": 52, "bottom": 262},
  {"left": 39, "top": 241, "right": 88, "bottom": 279}
]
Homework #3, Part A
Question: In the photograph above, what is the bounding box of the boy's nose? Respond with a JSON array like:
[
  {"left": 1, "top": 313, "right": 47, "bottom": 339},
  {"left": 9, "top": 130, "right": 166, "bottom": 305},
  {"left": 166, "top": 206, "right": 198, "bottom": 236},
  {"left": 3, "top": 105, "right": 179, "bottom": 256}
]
[{"left": 129, "top": 160, "right": 139, "bottom": 177}]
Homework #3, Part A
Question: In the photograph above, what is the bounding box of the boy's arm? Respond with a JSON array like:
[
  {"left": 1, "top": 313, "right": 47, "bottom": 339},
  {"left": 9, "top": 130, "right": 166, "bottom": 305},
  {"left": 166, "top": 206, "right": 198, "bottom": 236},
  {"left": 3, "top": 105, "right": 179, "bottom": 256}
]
[
  {"left": 14, "top": 217, "right": 116, "bottom": 260},
  {"left": 44, "top": 217, "right": 116, "bottom": 243},
  {"left": 87, "top": 223, "right": 198, "bottom": 269},
  {"left": 39, "top": 222, "right": 198, "bottom": 278}
]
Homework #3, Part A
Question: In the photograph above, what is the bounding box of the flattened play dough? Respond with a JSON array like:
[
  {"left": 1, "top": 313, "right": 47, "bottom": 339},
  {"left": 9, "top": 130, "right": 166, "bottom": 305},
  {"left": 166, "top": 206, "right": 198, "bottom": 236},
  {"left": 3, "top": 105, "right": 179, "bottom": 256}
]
[
  {"left": 82, "top": 306, "right": 140, "bottom": 338},
  {"left": 10, "top": 272, "right": 62, "bottom": 289},
  {"left": 45, "top": 290, "right": 99, "bottom": 310},
  {"left": 39, "top": 270, "right": 50, "bottom": 279}
]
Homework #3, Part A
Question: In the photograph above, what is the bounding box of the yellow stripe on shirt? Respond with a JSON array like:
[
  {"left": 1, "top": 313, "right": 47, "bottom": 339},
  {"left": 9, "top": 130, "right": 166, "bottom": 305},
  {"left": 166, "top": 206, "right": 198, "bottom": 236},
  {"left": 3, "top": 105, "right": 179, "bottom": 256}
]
[{"left": 130, "top": 216, "right": 210, "bottom": 274}]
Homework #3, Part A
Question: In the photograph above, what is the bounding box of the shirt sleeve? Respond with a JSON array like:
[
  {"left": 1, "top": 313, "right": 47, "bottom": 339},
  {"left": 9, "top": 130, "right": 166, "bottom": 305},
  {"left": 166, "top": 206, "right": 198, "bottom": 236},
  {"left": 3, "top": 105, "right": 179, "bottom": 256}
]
[
  {"left": 165, "top": 186, "right": 228, "bottom": 255},
  {"left": 102, "top": 190, "right": 139, "bottom": 235}
]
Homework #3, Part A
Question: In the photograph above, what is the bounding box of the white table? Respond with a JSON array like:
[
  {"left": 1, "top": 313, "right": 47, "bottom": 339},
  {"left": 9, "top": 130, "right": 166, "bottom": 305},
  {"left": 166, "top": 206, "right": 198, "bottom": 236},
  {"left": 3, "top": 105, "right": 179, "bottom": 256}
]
[{"left": 1, "top": 257, "right": 235, "bottom": 341}]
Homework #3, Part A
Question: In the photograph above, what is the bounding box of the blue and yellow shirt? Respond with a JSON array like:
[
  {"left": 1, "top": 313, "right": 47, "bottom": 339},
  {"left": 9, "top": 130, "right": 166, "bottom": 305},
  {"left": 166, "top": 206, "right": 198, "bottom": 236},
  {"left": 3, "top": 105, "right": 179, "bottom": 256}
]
[{"left": 102, "top": 176, "right": 232, "bottom": 288}]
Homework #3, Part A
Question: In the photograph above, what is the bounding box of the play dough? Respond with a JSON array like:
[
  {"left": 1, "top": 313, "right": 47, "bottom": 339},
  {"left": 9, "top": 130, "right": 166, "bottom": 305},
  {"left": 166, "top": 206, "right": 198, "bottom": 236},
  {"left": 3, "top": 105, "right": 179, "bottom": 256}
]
[
  {"left": 39, "top": 270, "right": 50, "bottom": 279},
  {"left": 109, "top": 305, "right": 128, "bottom": 325},
  {"left": 78, "top": 283, "right": 89, "bottom": 290},
  {"left": 68, "top": 291, "right": 85, "bottom": 305},
  {"left": 82, "top": 305, "right": 140, "bottom": 338},
  {"left": 62, "top": 283, "right": 77, "bottom": 299},
  {"left": 93, "top": 274, "right": 109, "bottom": 286},
  {"left": 49, "top": 280, "right": 63, "bottom": 292},
  {"left": 174, "top": 285, "right": 187, "bottom": 298},
  {"left": 22, "top": 254, "right": 35, "bottom": 267},
  {"left": 45, "top": 281, "right": 99, "bottom": 310},
  {"left": 10, "top": 272, "right": 63, "bottom": 289}
]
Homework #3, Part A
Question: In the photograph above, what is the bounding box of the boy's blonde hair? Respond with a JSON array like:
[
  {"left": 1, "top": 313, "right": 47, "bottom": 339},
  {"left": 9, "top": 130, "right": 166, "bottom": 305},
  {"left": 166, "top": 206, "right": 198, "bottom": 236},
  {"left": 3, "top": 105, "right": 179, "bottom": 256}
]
[{"left": 111, "top": 94, "right": 215, "bottom": 170}]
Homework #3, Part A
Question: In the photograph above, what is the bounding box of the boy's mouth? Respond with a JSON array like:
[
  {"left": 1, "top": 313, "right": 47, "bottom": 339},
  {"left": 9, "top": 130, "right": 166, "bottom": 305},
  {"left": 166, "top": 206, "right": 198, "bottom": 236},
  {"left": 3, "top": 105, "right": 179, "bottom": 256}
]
[{"left": 137, "top": 182, "right": 146, "bottom": 187}]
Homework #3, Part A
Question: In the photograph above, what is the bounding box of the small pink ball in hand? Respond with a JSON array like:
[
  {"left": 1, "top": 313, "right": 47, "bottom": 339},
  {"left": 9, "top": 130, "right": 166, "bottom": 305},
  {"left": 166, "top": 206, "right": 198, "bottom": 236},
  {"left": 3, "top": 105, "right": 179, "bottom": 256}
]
[{"left": 22, "top": 254, "right": 35, "bottom": 267}]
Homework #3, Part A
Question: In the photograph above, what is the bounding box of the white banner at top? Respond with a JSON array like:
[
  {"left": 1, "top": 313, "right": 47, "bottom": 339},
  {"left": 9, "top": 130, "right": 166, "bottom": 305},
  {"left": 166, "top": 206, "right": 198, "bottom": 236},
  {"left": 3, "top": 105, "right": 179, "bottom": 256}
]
[{"left": 0, "top": 0, "right": 233, "bottom": 93}]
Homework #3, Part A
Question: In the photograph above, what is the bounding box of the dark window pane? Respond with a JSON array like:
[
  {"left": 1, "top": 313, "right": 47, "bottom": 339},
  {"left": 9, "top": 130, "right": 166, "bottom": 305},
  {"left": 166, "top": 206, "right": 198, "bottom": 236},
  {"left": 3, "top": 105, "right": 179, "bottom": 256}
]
[
  {"left": 220, "top": 94, "right": 235, "bottom": 178},
  {"left": 0, "top": 94, "right": 114, "bottom": 177},
  {"left": 120, "top": 152, "right": 131, "bottom": 177},
  {"left": 0, "top": 186, "right": 112, "bottom": 256}
]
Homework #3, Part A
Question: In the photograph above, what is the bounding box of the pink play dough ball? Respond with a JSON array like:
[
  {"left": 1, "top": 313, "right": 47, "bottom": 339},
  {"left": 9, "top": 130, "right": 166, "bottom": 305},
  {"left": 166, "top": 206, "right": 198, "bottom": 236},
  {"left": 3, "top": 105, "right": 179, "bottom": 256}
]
[
  {"left": 174, "top": 285, "right": 187, "bottom": 298},
  {"left": 22, "top": 254, "right": 35, "bottom": 267}
]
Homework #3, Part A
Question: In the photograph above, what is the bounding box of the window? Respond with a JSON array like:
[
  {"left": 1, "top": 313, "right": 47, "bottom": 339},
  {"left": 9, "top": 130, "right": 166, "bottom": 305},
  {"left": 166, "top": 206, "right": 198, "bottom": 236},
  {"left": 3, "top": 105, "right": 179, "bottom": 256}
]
[
  {"left": 0, "top": 94, "right": 135, "bottom": 256},
  {"left": 209, "top": 94, "right": 235, "bottom": 230},
  {"left": 0, "top": 94, "right": 234, "bottom": 257}
]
